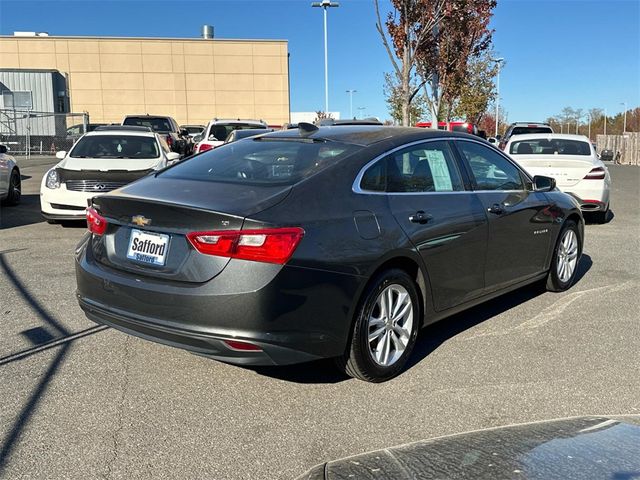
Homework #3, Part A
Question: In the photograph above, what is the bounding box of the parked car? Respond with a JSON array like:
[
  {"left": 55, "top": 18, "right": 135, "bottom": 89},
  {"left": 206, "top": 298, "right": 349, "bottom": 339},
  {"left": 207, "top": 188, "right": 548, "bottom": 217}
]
[
  {"left": 76, "top": 126, "right": 584, "bottom": 382},
  {"left": 122, "top": 115, "right": 193, "bottom": 157},
  {"left": 499, "top": 122, "right": 554, "bottom": 150},
  {"left": 0, "top": 144, "right": 20, "bottom": 206},
  {"left": 507, "top": 133, "right": 610, "bottom": 223},
  {"left": 600, "top": 149, "right": 614, "bottom": 162},
  {"left": 41, "top": 126, "right": 181, "bottom": 222},
  {"left": 415, "top": 121, "right": 479, "bottom": 136},
  {"left": 180, "top": 124, "right": 205, "bottom": 139},
  {"left": 194, "top": 119, "right": 268, "bottom": 153},
  {"left": 223, "top": 128, "right": 275, "bottom": 144}
]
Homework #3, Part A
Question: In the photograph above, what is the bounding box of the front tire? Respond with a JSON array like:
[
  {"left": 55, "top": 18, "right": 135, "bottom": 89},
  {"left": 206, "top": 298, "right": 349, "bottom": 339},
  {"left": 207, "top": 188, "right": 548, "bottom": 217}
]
[
  {"left": 546, "top": 220, "right": 582, "bottom": 292},
  {"left": 337, "top": 269, "right": 420, "bottom": 382},
  {"left": 2, "top": 169, "right": 21, "bottom": 206}
]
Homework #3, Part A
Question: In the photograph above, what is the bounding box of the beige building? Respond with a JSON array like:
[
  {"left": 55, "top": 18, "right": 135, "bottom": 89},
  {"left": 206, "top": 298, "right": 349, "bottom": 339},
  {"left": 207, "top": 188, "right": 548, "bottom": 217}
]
[{"left": 0, "top": 34, "right": 290, "bottom": 126}]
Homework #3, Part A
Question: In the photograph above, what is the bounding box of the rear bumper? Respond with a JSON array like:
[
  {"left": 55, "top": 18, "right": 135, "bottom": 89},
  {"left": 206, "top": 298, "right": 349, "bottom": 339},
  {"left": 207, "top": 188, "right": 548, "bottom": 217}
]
[
  {"left": 565, "top": 191, "right": 609, "bottom": 211},
  {"left": 75, "top": 240, "right": 363, "bottom": 366}
]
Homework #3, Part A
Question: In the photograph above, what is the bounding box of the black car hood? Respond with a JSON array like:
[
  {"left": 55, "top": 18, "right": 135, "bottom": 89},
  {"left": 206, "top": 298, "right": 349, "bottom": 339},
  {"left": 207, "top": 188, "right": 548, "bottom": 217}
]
[{"left": 297, "top": 416, "right": 640, "bottom": 479}]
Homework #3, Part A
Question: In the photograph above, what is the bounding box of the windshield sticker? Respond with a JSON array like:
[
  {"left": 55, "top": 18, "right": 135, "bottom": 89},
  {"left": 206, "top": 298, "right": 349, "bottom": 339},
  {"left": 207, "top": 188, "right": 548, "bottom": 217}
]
[
  {"left": 425, "top": 150, "right": 453, "bottom": 191},
  {"left": 117, "top": 143, "right": 123, "bottom": 153}
]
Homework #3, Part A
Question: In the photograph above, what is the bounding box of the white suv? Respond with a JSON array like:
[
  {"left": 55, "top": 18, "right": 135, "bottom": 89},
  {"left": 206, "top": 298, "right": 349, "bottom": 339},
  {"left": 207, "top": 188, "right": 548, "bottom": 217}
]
[
  {"left": 194, "top": 119, "right": 269, "bottom": 153},
  {"left": 41, "top": 126, "right": 181, "bottom": 222}
]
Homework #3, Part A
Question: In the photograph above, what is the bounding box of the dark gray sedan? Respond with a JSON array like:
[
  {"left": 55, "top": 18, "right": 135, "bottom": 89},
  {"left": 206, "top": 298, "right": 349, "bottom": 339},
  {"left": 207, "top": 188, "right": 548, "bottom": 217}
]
[{"left": 75, "top": 126, "right": 584, "bottom": 382}]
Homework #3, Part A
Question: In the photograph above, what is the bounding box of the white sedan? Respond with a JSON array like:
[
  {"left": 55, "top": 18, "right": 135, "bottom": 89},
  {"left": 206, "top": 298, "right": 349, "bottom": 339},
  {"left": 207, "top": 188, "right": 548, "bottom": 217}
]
[
  {"left": 506, "top": 134, "right": 611, "bottom": 223},
  {"left": 41, "top": 126, "right": 180, "bottom": 222},
  {"left": 0, "top": 144, "right": 20, "bottom": 206}
]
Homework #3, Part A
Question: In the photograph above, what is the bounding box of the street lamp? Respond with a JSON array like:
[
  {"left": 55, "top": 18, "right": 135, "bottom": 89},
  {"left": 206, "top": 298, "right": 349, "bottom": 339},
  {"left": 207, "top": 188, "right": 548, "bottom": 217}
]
[
  {"left": 620, "top": 102, "right": 627, "bottom": 133},
  {"left": 312, "top": 0, "right": 339, "bottom": 114},
  {"left": 491, "top": 57, "right": 505, "bottom": 137},
  {"left": 346, "top": 89, "right": 357, "bottom": 119}
]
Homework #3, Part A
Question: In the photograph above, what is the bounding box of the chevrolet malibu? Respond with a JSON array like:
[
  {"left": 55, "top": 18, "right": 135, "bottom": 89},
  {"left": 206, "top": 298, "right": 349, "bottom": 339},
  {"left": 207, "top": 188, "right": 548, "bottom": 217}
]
[{"left": 75, "top": 126, "right": 584, "bottom": 382}]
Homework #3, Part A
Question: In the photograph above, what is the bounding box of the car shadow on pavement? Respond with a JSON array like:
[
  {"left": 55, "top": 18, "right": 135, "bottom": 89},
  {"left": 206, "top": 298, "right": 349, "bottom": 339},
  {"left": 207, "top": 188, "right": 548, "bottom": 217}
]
[
  {"left": 254, "top": 254, "right": 593, "bottom": 385},
  {"left": 0, "top": 194, "right": 44, "bottom": 229},
  {"left": 405, "top": 254, "right": 593, "bottom": 372},
  {"left": 0, "top": 252, "right": 108, "bottom": 475}
]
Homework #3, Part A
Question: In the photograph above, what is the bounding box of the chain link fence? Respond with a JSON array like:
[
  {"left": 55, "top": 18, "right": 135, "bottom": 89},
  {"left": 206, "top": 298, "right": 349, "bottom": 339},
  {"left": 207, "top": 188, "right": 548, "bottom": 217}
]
[{"left": 0, "top": 109, "right": 89, "bottom": 159}]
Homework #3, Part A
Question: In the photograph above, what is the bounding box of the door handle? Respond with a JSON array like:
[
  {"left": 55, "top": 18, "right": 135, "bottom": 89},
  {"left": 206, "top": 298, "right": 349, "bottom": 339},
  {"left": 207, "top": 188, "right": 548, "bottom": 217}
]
[
  {"left": 487, "top": 203, "right": 505, "bottom": 215},
  {"left": 409, "top": 211, "right": 433, "bottom": 224}
]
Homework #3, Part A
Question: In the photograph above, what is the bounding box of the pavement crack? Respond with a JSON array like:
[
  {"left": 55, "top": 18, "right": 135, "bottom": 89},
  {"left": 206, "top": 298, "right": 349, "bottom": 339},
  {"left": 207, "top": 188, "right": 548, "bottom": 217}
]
[{"left": 104, "top": 336, "right": 132, "bottom": 480}]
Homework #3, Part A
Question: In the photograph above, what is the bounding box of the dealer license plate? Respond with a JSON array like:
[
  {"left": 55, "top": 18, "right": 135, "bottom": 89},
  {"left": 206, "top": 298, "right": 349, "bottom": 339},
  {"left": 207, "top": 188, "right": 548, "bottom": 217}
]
[{"left": 126, "top": 229, "right": 170, "bottom": 266}]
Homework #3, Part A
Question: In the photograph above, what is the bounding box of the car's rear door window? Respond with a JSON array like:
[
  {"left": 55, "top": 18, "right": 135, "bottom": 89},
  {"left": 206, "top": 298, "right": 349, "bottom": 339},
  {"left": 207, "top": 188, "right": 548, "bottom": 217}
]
[
  {"left": 360, "top": 141, "right": 464, "bottom": 193},
  {"left": 160, "top": 138, "right": 359, "bottom": 185}
]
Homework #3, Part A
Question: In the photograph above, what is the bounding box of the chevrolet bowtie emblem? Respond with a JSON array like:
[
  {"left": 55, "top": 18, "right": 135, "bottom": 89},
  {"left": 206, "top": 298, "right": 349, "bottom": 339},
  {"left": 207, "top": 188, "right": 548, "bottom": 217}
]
[{"left": 132, "top": 215, "right": 151, "bottom": 226}]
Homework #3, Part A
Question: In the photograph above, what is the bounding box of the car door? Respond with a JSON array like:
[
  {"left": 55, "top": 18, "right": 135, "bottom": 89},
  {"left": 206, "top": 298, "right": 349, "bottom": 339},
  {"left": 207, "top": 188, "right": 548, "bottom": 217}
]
[
  {"left": 359, "top": 140, "right": 488, "bottom": 311},
  {"left": 453, "top": 139, "right": 554, "bottom": 292}
]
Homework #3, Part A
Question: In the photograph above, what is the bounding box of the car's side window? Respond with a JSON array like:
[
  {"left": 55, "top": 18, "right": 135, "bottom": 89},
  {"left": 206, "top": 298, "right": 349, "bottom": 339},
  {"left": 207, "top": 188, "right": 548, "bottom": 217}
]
[
  {"left": 457, "top": 141, "right": 525, "bottom": 191},
  {"left": 360, "top": 141, "right": 464, "bottom": 193}
]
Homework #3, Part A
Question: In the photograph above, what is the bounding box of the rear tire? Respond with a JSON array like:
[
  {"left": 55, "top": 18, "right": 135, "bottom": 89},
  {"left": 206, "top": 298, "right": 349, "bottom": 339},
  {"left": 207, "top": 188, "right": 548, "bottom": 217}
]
[
  {"left": 546, "top": 220, "right": 582, "bottom": 292},
  {"left": 2, "top": 169, "right": 21, "bottom": 206},
  {"left": 336, "top": 269, "right": 420, "bottom": 382}
]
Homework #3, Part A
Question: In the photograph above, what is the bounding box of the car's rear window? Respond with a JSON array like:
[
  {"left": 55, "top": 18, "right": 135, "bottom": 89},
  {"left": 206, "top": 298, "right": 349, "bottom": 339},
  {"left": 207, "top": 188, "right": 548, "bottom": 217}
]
[
  {"left": 123, "top": 117, "right": 172, "bottom": 132},
  {"left": 70, "top": 135, "right": 159, "bottom": 159},
  {"left": 183, "top": 126, "right": 204, "bottom": 134},
  {"left": 510, "top": 139, "right": 591, "bottom": 156},
  {"left": 511, "top": 126, "right": 553, "bottom": 136},
  {"left": 160, "top": 139, "right": 360, "bottom": 185},
  {"left": 208, "top": 124, "right": 267, "bottom": 142}
]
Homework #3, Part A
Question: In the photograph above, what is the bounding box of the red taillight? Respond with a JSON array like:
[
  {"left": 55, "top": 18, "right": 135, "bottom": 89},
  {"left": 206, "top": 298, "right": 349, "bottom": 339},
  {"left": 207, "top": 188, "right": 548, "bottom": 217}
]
[
  {"left": 86, "top": 207, "right": 107, "bottom": 235},
  {"left": 166, "top": 135, "right": 173, "bottom": 147},
  {"left": 223, "top": 340, "right": 262, "bottom": 352},
  {"left": 186, "top": 227, "right": 304, "bottom": 264},
  {"left": 584, "top": 167, "right": 606, "bottom": 180},
  {"left": 198, "top": 143, "right": 214, "bottom": 153}
]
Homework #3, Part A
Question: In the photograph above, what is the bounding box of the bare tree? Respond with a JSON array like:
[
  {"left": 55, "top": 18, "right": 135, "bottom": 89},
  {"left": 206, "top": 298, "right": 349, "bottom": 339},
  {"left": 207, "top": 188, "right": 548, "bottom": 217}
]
[{"left": 374, "top": 0, "right": 446, "bottom": 126}]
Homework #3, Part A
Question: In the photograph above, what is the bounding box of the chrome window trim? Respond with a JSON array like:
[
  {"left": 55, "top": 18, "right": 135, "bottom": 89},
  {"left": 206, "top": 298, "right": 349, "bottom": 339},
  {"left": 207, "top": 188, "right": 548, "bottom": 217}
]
[{"left": 352, "top": 137, "right": 470, "bottom": 196}]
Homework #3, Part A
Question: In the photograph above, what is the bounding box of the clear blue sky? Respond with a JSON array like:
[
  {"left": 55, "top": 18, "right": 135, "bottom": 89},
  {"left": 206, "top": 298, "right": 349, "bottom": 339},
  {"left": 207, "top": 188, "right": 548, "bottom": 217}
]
[{"left": 0, "top": 0, "right": 638, "bottom": 123}]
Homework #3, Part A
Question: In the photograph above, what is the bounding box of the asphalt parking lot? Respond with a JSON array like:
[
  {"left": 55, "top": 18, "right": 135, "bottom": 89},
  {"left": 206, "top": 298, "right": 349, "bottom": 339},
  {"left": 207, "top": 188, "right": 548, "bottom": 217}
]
[{"left": 1, "top": 159, "right": 638, "bottom": 479}]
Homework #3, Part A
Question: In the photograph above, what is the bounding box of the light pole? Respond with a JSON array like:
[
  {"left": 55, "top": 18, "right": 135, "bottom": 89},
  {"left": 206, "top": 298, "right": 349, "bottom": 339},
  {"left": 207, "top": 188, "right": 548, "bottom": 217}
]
[
  {"left": 312, "top": 0, "right": 339, "bottom": 114},
  {"left": 620, "top": 102, "right": 627, "bottom": 133},
  {"left": 346, "top": 89, "right": 357, "bottom": 119},
  {"left": 492, "top": 57, "right": 504, "bottom": 137},
  {"left": 604, "top": 108, "right": 607, "bottom": 136}
]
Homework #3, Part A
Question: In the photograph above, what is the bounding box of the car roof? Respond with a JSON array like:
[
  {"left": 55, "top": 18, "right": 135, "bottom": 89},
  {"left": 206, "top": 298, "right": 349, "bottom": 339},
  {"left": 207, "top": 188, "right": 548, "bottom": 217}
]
[
  {"left": 258, "top": 125, "right": 469, "bottom": 146},
  {"left": 207, "top": 118, "right": 267, "bottom": 125},
  {"left": 84, "top": 129, "right": 157, "bottom": 138},
  {"left": 509, "top": 122, "right": 551, "bottom": 126},
  {"left": 506, "top": 133, "right": 590, "bottom": 143}
]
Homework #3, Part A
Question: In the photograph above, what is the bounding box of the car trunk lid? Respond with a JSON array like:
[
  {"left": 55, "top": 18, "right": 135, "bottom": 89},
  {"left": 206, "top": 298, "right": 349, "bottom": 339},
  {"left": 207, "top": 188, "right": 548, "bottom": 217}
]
[
  {"left": 513, "top": 155, "right": 598, "bottom": 187},
  {"left": 89, "top": 177, "right": 292, "bottom": 283}
]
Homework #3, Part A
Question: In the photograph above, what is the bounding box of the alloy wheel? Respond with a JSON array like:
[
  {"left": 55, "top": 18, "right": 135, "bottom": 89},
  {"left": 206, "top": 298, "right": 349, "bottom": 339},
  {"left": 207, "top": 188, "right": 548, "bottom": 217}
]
[
  {"left": 557, "top": 229, "right": 578, "bottom": 283},
  {"left": 367, "top": 284, "right": 414, "bottom": 367}
]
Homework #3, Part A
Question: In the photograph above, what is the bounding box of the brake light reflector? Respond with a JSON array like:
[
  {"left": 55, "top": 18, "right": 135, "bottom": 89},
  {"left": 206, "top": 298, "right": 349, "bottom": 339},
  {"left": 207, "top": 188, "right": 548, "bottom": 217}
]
[
  {"left": 86, "top": 207, "right": 107, "bottom": 235},
  {"left": 186, "top": 227, "right": 304, "bottom": 264},
  {"left": 584, "top": 167, "right": 606, "bottom": 180},
  {"left": 223, "top": 340, "right": 262, "bottom": 352},
  {"left": 198, "top": 143, "right": 214, "bottom": 153}
]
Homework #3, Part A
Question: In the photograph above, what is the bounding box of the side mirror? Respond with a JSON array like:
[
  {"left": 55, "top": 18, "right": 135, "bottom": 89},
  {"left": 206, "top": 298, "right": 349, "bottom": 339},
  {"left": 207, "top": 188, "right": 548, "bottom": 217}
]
[
  {"left": 193, "top": 134, "right": 203, "bottom": 143},
  {"left": 533, "top": 175, "right": 556, "bottom": 192},
  {"left": 56, "top": 150, "right": 67, "bottom": 159},
  {"left": 208, "top": 135, "right": 218, "bottom": 141},
  {"left": 166, "top": 152, "right": 181, "bottom": 163},
  {"left": 0, "top": 145, "right": 7, "bottom": 154}
]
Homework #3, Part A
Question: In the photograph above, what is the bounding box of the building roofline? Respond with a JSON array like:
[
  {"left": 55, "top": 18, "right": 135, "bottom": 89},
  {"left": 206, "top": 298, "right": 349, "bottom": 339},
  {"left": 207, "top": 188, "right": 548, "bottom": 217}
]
[{"left": 0, "top": 34, "right": 287, "bottom": 43}]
